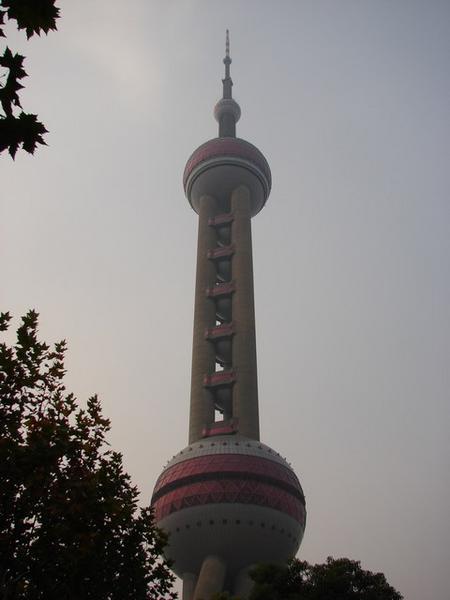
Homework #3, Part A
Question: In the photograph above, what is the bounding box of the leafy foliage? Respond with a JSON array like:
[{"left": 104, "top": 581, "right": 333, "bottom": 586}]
[
  {"left": 0, "top": 1, "right": 59, "bottom": 158},
  {"left": 248, "top": 557, "right": 403, "bottom": 600},
  {"left": 0, "top": 311, "right": 176, "bottom": 600}
]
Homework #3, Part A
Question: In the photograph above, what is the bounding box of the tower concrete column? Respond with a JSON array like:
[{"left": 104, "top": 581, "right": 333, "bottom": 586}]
[
  {"left": 189, "top": 194, "right": 218, "bottom": 444},
  {"left": 231, "top": 185, "right": 259, "bottom": 441},
  {"left": 193, "top": 555, "right": 227, "bottom": 600},
  {"left": 182, "top": 573, "right": 197, "bottom": 600},
  {"left": 234, "top": 564, "right": 256, "bottom": 598}
]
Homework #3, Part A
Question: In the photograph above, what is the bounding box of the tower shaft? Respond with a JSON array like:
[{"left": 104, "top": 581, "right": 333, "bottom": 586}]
[{"left": 188, "top": 186, "right": 259, "bottom": 443}]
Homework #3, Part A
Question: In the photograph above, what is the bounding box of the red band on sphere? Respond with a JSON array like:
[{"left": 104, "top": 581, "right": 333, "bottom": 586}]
[{"left": 183, "top": 138, "right": 272, "bottom": 192}]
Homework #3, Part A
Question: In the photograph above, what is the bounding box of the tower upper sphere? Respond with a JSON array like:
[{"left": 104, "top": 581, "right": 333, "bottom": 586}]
[{"left": 183, "top": 30, "right": 271, "bottom": 218}]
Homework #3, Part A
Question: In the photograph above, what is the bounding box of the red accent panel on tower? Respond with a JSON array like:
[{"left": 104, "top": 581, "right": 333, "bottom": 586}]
[
  {"left": 209, "top": 213, "right": 234, "bottom": 227},
  {"left": 206, "top": 282, "right": 235, "bottom": 297},
  {"left": 203, "top": 370, "right": 236, "bottom": 387},
  {"left": 205, "top": 322, "right": 234, "bottom": 340},
  {"left": 207, "top": 245, "right": 235, "bottom": 259},
  {"left": 202, "top": 419, "right": 238, "bottom": 437}
]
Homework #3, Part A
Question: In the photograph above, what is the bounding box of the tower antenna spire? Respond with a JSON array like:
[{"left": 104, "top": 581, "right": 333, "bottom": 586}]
[
  {"left": 223, "top": 29, "right": 232, "bottom": 99},
  {"left": 214, "top": 29, "right": 241, "bottom": 136}
]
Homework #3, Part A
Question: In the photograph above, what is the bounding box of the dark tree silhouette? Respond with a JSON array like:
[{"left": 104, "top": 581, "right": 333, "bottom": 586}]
[
  {"left": 247, "top": 557, "right": 403, "bottom": 600},
  {"left": 0, "top": 1, "right": 59, "bottom": 158},
  {"left": 0, "top": 311, "right": 176, "bottom": 600}
]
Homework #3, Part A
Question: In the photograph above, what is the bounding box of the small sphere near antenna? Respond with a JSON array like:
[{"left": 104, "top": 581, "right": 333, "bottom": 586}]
[{"left": 214, "top": 98, "right": 241, "bottom": 124}]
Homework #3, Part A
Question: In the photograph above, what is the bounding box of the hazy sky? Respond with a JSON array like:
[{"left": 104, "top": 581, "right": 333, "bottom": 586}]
[{"left": 2, "top": 2, "right": 449, "bottom": 599}]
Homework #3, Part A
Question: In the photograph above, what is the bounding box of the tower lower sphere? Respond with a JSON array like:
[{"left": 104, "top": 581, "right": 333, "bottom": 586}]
[{"left": 152, "top": 436, "right": 306, "bottom": 597}]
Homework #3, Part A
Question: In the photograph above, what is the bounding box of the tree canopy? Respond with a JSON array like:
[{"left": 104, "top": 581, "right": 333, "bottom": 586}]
[
  {"left": 247, "top": 557, "right": 403, "bottom": 600},
  {"left": 0, "top": 311, "right": 176, "bottom": 599},
  {"left": 0, "top": 1, "right": 59, "bottom": 158}
]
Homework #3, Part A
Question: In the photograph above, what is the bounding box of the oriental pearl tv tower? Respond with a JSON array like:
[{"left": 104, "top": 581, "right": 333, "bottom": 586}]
[{"left": 151, "top": 33, "right": 306, "bottom": 600}]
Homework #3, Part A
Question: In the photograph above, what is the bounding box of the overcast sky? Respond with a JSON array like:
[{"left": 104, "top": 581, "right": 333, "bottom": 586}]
[{"left": 2, "top": 2, "right": 449, "bottom": 599}]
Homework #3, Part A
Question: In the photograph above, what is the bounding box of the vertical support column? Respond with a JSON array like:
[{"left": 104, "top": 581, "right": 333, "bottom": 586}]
[
  {"left": 189, "top": 195, "right": 217, "bottom": 444},
  {"left": 234, "top": 564, "right": 256, "bottom": 598},
  {"left": 231, "top": 185, "right": 260, "bottom": 441},
  {"left": 193, "top": 555, "right": 226, "bottom": 600},
  {"left": 182, "top": 573, "right": 197, "bottom": 600}
]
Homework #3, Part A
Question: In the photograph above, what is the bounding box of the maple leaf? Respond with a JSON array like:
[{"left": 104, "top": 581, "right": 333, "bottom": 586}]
[
  {"left": 0, "top": 47, "right": 27, "bottom": 115},
  {"left": 0, "top": 112, "right": 47, "bottom": 158},
  {"left": 0, "top": 47, "right": 27, "bottom": 80},
  {"left": 1, "top": 0, "right": 60, "bottom": 38},
  {"left": 18, "top": 111, "right": 48, "bottom": 153}
]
